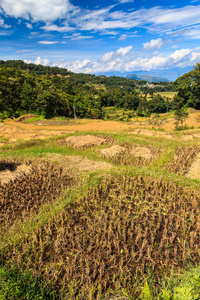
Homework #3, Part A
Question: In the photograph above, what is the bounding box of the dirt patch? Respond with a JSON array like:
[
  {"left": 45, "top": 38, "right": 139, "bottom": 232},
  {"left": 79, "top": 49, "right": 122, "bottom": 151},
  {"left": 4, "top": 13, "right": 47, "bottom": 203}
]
[
  {"left": 45, "top": 153, "right": 112, "bottom": 172},
  {"left": 17, "top": 114, "right": 38, "bottom": 123},
  {"left": 0, "top": 123, "right": 72, "bottom": 143},
  {"left": 0, "top": 164, "right": 32, "bottom": 185},
  {"left": 186, "top": 153, "right": 200, "bottom": 180},
  {"left": 130, "top": 146, "right": 152, "bottom": 159},
  {"left": 100, "top": 145, "right": 127, "bottom": 158},
  {"left": 59, "top": 135, "right": 112, "bottom": 149}
]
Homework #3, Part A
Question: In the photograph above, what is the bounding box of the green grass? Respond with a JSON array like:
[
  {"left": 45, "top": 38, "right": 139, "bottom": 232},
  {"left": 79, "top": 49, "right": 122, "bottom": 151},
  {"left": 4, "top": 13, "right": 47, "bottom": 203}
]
[
  {"left": 0, "top": 263, "right": 57, "bottom": 300},
  {"left": 24, "top": 116, "right": 44, "bottom": 123}
]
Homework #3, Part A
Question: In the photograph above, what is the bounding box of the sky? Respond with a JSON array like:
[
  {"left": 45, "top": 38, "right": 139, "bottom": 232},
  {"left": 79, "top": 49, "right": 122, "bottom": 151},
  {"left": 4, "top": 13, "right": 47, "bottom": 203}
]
[{"left": 1, "top": 0, "right": 200, "bottom": 80}]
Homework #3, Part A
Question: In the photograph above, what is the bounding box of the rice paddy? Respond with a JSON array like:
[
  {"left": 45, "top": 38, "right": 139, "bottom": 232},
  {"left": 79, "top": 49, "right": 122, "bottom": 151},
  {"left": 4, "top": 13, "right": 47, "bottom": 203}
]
[{"left": 1, "top": 117, "right": 200, "bottom": 299}]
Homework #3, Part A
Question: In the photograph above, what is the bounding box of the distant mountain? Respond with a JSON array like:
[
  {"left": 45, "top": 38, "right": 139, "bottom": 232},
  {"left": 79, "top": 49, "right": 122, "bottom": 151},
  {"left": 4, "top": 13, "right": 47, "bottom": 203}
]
[
  {"left": 95, "top": 67, "right": 193, "bottom": 82},
  {"left": 125, "top": 74, "right": 169, "bottom": 82}
]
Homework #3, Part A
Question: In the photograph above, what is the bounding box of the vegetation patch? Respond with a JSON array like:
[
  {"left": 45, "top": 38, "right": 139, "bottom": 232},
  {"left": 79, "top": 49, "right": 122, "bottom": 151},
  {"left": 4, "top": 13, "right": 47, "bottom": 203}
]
[
  {"left": 2, "top": 175, "right": 200, "bottom": 299},
  {"left": 166, "top": 146, "right": 200, "bottom": 175},
  {"left": 103, "top": 143, "right": 161, "bottom": 167},
  {"left": 17, "top": 114, "right": 39, "bottom": 123},
  {"left": 0, "top": 161, "right": 74, "bottom": 235}
]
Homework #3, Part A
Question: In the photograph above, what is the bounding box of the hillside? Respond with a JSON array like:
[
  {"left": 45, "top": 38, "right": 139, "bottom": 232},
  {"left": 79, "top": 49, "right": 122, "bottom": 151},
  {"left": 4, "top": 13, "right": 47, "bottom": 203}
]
[{"left": 0, "top": 60, "right": 175, "bottom": 121}]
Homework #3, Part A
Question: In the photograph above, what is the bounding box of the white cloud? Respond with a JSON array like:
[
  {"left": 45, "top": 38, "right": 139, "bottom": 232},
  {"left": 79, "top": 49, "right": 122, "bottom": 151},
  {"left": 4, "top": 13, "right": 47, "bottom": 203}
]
[
  {"left": 38, "top": 41, "right": 58, "bottom": 44},
  {"left": 170, "top": 49, "right": 191, "bottom": 61},
  {"left": 0, "top": 0, "right": 75, "bottom": 22},
  {"left": 41, "top": 24, "right": 75, "bottom": 32},
  {"left": 63, "top": 33, "right": 93, "bottom": 40},
  {"left": 143, "top": 38, "right": 163, "bottom": 52},
  {"left": 100, "top": 51, "right": 115, "bottom": 62},
  {"left": 118, "top": 0, "right": 134, "bottom": 3},
  {"left": 100, "top": 46, "right": 132, "bottom": 63},
  {"left": 50, "top": 47, "right": 200, "bottom": 74},
  {"left": 72, "top": 5, "right": 200, "bottom": 34},
  {"left": 116, "top": 45, "right": 132, "bottom": 56},
  {"left": 0, "top": 17, "right": 11, "bottom": 28},
  {"left": 2, "top": 1, "right": 200, "bottom": 40},
  {"left": 25, "top": 23, "right": 33, "bottom": 29},
  {"left": 118, "top": 34, "right": 127, "bottom": 40},
  {"left": 24, "top": 57, "right": 50, "bottom": 66}
]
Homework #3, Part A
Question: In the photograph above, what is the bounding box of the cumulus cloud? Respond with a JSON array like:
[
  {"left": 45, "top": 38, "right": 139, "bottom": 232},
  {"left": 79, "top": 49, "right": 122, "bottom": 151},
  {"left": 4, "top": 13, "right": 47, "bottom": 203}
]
[
  {"left": 24, "top": 57, "right": 50, "bottom": 66},
  {"left": 116, "top": 45, "right": 132, "bottom": 56},
  {"left": 143, "top": 38, "right": 163, "bottom": 52},
  {"left": 100, "top": 46, "right": 132, "bottom": 63},
  {"left": 49, "top": 47, "right": 200, "bottom": 74},
  {"left": 0, "top": 0, "right": 75, "bottom": 22},
  {"left": 100, "top": 51, "right": 115, "bottom": 63}
]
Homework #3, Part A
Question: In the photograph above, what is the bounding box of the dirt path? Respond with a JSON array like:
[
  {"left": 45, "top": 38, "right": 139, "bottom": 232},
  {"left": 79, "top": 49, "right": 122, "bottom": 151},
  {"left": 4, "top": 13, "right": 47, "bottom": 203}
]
[{"left": 5, "top": 119, "right": 132, "bottom": 132}]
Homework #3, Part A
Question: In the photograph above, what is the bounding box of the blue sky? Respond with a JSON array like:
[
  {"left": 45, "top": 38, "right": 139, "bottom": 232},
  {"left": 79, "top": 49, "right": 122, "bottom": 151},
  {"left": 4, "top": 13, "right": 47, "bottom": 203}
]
[{"left": 1, "top": 0, "right": 200, "bottom": 80}]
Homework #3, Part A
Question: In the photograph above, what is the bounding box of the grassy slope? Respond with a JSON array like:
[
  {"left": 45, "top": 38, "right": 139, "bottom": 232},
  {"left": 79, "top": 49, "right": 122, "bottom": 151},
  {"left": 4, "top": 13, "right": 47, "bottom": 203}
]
[{"left": 1, "top": 129, "right": 200, "bottom": 299}]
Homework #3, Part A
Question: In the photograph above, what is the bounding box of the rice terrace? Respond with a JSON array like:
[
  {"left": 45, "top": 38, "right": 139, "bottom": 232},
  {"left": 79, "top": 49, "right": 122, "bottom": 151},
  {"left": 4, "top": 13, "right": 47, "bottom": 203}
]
[
  {"left": 1, "top": 60, "right": 200, "bottom": 299},
  {"left": 1, "top": 110, "right": 200, "bottom": 299}
]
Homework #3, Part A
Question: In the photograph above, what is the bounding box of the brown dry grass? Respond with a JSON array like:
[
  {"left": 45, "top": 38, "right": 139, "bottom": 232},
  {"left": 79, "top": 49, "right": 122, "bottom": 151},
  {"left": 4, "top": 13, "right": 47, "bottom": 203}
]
[
  {"left": 100, "top": 145, "right": 127, "bottom": 158},
  {"left": 45, "top": 153, "right": 112, "bottom": 172},
  {"left": 0, "top": 164, "right": 32, "bottom": 185},
  {"left": 130, "top": 146, "right": 152, "bottom": 159},
  {"left": 187, "top": 153, "right": 200, "bottom": 180},
  {"left": 59, "top": 135, "right": 112, "bottom": 149},
  {"left": 1, "top": 109, "right": 200, "bottom": 145},
  {"left": 0, "top": 122, "right": 72, "bottom": 144}
]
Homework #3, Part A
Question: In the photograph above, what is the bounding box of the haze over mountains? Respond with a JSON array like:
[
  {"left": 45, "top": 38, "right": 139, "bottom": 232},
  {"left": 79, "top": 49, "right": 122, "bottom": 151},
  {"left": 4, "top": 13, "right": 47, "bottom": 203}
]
[{"left": 96, "top": 66, "right": 193, "bottom": 82}]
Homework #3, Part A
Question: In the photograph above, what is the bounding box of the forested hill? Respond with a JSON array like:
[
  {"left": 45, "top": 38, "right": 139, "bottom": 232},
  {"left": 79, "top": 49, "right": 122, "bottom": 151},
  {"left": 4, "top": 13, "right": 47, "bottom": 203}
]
[
  {"left": 0, "top": 60, "right": 173, "bottom": 91},
  {"left": 0, "top": 60, "right": 175, "bottom": 120}
]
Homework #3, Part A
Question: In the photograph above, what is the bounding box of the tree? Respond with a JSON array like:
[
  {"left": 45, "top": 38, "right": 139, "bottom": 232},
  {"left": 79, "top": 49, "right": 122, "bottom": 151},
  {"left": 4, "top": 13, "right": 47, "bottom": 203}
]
[
  {"left": 173, "top": 62, "right": 200, "bottom": 109},
  {"left": 174, "top": 107, "right": 189, "bottom": 129}
]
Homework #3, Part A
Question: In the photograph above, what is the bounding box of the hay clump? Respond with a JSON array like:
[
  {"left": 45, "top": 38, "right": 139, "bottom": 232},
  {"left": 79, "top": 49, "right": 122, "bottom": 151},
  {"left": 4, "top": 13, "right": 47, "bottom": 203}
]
[
  {"left": 186, "top": 152, "right": 200, "bottom": 180},
  {"left": 45, "top": 153, "right": 112, "bottom": 172},
  {"left": 102, "top": 143, "right": 160, "bottom": 167},
  {"left": 0, "top": 163, "right": 32, "bottom": 185},
  {"left": 59, "top": 135, "right": 112, "bottom": 149},
  {"left": 100, "top": 145, "right": 127, "bottom": 158},
  {"left": 130, "top": 146, "right": 152, "bottom": 159}
]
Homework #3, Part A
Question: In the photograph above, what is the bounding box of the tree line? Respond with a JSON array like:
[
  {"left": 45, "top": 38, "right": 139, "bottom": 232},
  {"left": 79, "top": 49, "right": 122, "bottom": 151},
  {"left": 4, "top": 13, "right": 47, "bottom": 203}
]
[{"left": 1, "top": 60, "right": 199, "bottom": 121}]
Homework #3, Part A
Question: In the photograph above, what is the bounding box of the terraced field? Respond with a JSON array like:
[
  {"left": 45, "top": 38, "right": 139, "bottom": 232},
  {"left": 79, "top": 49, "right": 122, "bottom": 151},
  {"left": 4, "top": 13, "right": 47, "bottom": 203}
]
[{"left": 1, "top": 120, "right": 200, "bottom": 299}]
